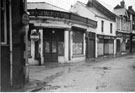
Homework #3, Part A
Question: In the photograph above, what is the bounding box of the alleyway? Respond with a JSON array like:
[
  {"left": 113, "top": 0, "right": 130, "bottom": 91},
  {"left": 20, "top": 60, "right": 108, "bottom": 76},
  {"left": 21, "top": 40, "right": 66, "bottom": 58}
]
[{"left": 34, "top": 55, "right": 135, "bottom": 92}]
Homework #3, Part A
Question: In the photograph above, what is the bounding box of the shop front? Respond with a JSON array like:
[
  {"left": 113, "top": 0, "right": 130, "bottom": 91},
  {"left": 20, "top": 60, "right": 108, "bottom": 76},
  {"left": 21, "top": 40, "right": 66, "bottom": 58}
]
[
  {"left": 116, "top": 31, "right": 130, "bottom": 54},
  {"left": 27, "top": 7, "right": 97, "bottom": 65},
  {"left": 97, "top": 35, "right": 115, "bottom": 56},
  {"left": 86, "top": 32, "right": 96, "bottom": 59}
]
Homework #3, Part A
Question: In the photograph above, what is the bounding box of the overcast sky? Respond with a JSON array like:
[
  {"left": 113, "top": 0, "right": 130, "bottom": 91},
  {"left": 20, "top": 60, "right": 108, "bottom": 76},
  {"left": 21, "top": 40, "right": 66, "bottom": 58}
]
[{"left": 27, "top": 0, "right": 135, "bottom": 10}]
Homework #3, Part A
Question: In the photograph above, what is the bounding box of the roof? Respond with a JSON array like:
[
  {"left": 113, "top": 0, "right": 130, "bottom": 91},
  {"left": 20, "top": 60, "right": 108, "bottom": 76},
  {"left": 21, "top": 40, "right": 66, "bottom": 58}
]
[
  {"left": 113, "top": 8, "right": 128, "bottom": 17},
  {"left": 27, "top": 2, "right": 68, "bottom": 12},
  {"left": 77, "top": 1, "right": 110, "bottom": 19}
]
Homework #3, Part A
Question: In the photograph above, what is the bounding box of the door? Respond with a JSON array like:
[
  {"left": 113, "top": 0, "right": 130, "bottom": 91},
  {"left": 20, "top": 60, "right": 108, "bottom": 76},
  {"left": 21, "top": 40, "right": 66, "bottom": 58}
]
[
  {"left": 44, "top": 40, "right": 58, "bottom": 62},
  {"left": 86, "top": 39, "right": 95, "bottom": 59},
  {"left": 43, "top": 28, "right": 58, "bottom": 63},
  {"left": 116, "top": 39, "right": 121, "bottom": 53}
]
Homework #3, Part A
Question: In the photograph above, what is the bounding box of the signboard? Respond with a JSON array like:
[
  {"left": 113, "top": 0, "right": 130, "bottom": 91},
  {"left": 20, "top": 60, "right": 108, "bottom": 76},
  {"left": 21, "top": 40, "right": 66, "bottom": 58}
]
[
  {"left": 28, "top": 9, "right": 97, "bottom": 28},
  {"left": 30, "top": 31, "right": 40, "bottom": 41}
]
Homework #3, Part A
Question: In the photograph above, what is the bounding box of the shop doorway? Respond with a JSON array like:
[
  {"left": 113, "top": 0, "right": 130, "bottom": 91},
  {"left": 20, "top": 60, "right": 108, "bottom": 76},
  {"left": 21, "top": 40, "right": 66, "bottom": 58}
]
[{"left": 43, "top": 28, "right": 64, "bottom": 63}]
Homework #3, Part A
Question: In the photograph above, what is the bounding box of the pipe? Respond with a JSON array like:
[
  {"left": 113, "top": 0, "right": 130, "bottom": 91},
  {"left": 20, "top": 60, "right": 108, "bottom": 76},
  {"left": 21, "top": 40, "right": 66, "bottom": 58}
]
[{"left": 9, "top": 0, "right": 13, "bottom": 86}]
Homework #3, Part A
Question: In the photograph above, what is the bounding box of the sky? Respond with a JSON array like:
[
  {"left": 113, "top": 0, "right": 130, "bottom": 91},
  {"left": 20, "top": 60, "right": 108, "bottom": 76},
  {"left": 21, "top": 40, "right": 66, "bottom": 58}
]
[{"left": 27, "top": 0, "right": 135, "bottom": 11}]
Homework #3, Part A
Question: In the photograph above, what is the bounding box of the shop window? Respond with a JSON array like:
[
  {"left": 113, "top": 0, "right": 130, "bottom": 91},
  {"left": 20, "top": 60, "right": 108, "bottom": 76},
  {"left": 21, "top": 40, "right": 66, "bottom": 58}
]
[
  {"left": 52, "top": 41, "right": 57, "bottom": 53},
  {"left": 1, "top": 0, "right": 9, "bottom": 44},
  {"left": 45, "top": 41, "right": 50, "bottom": 53},
  {"left": 73, "top": 31, "right": 83, "bottom": 55},
  {"left": 1, "top": 0, "right": 7, "bottom": 44},
  {"left": 58, "top": 42, "right": 64, "bottom": 56}
]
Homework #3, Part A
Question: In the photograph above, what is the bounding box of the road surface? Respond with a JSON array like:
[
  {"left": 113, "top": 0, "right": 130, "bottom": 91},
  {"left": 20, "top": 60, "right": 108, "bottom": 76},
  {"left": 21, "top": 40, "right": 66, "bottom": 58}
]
[{"left": 39, "top": 55, "right": 135, "bottom": 92}]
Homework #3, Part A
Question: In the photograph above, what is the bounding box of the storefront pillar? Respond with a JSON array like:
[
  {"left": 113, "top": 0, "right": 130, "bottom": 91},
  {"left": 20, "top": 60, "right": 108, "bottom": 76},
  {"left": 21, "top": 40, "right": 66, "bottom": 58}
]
[
  {"left": 64, "top": 30, "right": 69, "bottom": 62},
  {"left": 70, "top": 31, "right": 73, "bottom": 60},
  {"left": 95, "top": 36, "right": 98, "bottom": 58},
  {"left": 114, "top": 39, "right": 116, "bottom": 56},
  {"left": 39, "top": 29, "right": 44, "bottom": 64},
  {"left": 83, "top": 33, "right": 86, "bottom": 56}
]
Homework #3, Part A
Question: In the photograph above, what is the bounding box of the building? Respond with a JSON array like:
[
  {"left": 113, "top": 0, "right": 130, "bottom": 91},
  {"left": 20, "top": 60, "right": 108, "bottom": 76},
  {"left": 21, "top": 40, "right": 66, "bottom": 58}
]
[
  {"left": 1, "top": 0, "right": 29, "bottom": 91},
  {"left": 127, "top": 6, "right": 135, "bottom": 52},
  {"left": 27, "top": 2, "right": 97, "bottom": 65},
  {"left": 70, "top": 0, "right": 116, "bottom": 58},
  {"left": 113, "top": 1, "right": 132, "bottom": 55}
]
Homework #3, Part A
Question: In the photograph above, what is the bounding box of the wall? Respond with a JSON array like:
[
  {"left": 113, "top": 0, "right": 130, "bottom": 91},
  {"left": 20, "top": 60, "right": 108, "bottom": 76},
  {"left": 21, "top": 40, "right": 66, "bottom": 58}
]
[{"left": 96, "top": 17, "right": 116, "bottom": 36}]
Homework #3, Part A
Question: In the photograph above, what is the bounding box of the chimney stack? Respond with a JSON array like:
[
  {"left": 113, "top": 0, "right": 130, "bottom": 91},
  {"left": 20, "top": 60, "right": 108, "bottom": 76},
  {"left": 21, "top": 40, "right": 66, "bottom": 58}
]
[
  {"left": 128, "top": 6, "right": 132, "bottom": 11},
  {"left": 120, "top": 0, "right": 125, "bottom": 8},
  {"left": 87, "top": 0, "right": 93, "bottom": 7}
]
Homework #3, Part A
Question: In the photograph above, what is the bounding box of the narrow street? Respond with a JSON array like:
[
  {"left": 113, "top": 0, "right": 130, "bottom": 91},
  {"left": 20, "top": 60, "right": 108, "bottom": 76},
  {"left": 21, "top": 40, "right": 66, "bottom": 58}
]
[{"left": 37, "top": 55, "right": 135, "bottom": 92}]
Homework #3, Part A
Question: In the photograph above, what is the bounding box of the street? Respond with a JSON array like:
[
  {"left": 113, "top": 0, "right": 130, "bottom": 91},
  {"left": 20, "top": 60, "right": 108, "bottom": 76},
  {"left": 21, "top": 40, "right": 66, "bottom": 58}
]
[{"left": 36, "top": 55, "right": 135, "bottom": 92}]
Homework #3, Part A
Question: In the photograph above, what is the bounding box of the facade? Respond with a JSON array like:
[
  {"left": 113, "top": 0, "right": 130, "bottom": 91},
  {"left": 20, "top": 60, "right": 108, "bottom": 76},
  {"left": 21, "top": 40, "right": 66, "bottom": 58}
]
[
  {"left": 27, "top": 2, "right": 97, "bottom": 65},
  {"left": 128, "top": 6, "right": 135, "bottom": 52},
  {"left": 114, "top": 1, "right": 132, "bottom": 55},
  {"left": 1, "top": 0, "right": 28, "bottom": 91},
  {"left": 70, "top": 0, "right": 116, "bottom": 58}
]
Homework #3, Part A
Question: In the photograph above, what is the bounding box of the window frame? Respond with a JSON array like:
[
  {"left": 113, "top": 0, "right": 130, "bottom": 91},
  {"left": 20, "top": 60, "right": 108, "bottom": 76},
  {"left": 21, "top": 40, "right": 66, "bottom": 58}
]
[
  {"left": 1, "top": 0, "right": 7, "bottom": 44},
  {"left": 101, "top": 20, "right": 104, "bottom": 32},
  {"left": 110, "top": 23, "right": 113, "bottom": 33}
]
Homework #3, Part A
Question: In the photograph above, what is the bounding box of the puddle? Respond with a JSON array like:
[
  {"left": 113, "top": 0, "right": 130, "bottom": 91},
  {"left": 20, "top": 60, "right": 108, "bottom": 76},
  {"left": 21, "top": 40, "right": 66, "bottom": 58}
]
[
  {"left": 42, "top": 85, "right": 61, "bottom": 91},
  {"left": 93, "top": 67, "right": 111, "bottom": 70}
]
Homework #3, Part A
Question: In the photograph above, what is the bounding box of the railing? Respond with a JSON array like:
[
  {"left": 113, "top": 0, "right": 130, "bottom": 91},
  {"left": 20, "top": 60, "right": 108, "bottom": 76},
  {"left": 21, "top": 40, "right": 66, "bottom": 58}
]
[{"left": 28, "top": 9, "right": 97, "bottom": 28}]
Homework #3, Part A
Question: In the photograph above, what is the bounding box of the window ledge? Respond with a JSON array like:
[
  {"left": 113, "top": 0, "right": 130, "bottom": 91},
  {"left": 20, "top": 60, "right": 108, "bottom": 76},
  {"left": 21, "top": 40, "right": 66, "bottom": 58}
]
[{"left": 72, "top": 54, "right": 85, "bottom": 58}]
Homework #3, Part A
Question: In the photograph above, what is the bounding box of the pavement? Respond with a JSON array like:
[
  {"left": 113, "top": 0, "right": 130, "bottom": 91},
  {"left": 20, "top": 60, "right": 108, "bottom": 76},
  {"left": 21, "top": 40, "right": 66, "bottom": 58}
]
[{"left": 12, "top": 52, "right": 135, "bottom": 92}]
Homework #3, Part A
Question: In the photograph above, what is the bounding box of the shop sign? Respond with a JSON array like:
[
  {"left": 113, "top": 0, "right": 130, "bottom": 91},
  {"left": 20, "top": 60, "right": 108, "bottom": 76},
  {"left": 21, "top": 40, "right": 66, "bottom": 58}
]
[{"left": 30, "top": 31, "right": 40, "bottom": 41}]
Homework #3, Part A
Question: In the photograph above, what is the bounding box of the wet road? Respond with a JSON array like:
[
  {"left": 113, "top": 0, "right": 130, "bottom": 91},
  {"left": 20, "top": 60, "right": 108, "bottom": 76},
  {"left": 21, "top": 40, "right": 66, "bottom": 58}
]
[{"left": 39, "top": 55, "right": 135, "bottom": 92}]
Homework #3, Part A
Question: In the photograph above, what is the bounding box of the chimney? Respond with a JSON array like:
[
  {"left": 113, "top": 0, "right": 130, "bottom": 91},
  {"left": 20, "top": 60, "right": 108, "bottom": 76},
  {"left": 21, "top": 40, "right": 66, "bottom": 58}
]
[
  {"left": 87, "top": 0, "right": 93, "bottom": 7},
  {"left": 120, "top": 0, "right": 125, "bottom": 8},
  {"left": 128, "top": 6, "right": 132, "bottom": 11}
]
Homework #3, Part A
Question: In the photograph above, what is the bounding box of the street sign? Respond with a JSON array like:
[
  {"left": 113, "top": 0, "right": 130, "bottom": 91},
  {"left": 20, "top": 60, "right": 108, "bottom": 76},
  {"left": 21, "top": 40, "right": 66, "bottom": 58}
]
[{"left": 30, "top": 31, "right": 40, "bottom": 41}]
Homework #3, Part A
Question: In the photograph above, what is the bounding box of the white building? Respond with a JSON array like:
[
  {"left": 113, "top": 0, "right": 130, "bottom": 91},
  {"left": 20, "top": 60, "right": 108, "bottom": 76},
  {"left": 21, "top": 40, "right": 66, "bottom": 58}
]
[
  {"left": 27, "top": 2, "right": 97, "bottom": 65},
  {"left": 70, "top": 0, "right": 117, "bottom": 57}
]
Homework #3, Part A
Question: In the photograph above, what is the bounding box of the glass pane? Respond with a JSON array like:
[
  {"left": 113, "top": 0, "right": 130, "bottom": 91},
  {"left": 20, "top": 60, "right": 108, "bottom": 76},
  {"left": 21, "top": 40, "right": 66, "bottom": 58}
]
[
  {"left": 73, "top": 43, "right": 83, "bottom": 55},
  {"left": 58, "top": 42, "right": 64, "bottom": 55},
  {"left": 52, "top": 41, "right": 57, "bottom": 53},
  {"left": 45, "top": 41, "right": 50, "bottom": 53}
]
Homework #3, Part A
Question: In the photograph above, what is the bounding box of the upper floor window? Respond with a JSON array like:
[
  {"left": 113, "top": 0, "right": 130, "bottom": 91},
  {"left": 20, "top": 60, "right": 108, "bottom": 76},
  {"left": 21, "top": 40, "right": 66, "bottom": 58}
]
[
  {"left": 101, "top": 21, "right": 104, "bottom": 32},
  {"left": 110, "top": 23, "right": 113, "bottom": 33}
]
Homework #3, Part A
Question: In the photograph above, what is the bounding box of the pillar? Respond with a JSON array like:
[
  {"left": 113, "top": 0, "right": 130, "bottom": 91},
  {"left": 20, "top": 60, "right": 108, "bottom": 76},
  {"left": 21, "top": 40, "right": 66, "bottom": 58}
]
[
  {"left": 39, "top": 29, "right": 44, "bottom": 64},
  {"left": 64, "top": 30, "right": 69, "bottom": 62}
]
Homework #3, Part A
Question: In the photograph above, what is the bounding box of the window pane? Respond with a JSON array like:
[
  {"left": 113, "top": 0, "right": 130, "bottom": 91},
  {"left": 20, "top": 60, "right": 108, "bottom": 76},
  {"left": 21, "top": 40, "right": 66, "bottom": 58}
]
[
  {"left": 1, "top": 2, "right": 5, "bottom": 42},
  {"left": 73, "top": 42, "right": 83, "bottom": 55},
  {"left": 45, "top": 41, "right": 50, "bottom": 53},
  {"left": 58, "top": 42, "right": 64, "bottom": 56},
  {"left": 52, "top": 41, "right": 57, "bottom": 53}
]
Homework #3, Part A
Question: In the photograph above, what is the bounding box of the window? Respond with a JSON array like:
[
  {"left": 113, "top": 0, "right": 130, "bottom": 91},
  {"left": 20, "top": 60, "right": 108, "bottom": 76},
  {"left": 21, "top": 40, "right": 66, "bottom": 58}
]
[
  {"left": 110, "top": 23, "right": 113, "bottom": 33},
  {"left": 73, "top": 31, "right": 83, "bottom": 55},
  {"left": 101, "top": 21, "right": 104, "bottom": 32},
  {"left": 1, "top": 0, "right": 8, "bottom": 44}
]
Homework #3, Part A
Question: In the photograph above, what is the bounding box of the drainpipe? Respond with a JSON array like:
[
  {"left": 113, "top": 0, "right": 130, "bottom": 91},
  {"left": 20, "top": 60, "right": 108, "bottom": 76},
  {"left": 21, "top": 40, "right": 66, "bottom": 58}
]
[{"left": 9, "top": 0, "right": 13, "bottom": 86}]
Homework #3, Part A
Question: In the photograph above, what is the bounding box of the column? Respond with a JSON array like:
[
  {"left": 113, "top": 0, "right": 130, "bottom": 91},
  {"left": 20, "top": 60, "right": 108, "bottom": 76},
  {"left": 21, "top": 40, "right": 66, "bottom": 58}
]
[
  {"left": 83, "top": 33, "right": 86, "bottom": 56},
  {"left": 39, "top": 29, "right": 44, "bottom": 64},
  {"left": 64, "top": 30, "right": 69, "bottom": 62},
  {"left": 95, "top": 35, "right": 98, "bottom": 58}
]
